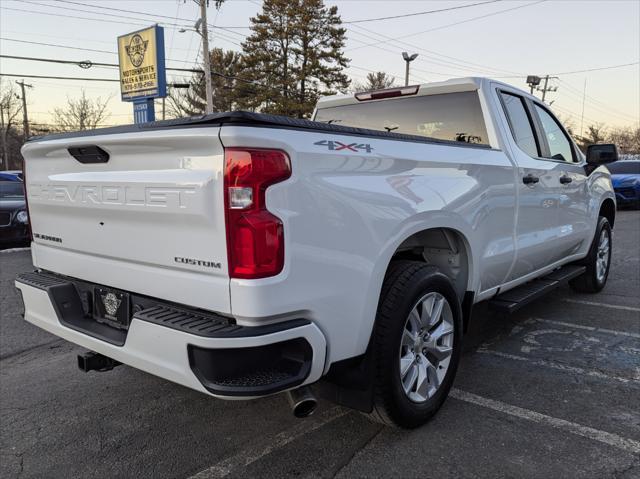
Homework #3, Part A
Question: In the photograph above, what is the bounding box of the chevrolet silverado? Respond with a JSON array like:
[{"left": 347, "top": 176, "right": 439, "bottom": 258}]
[{"left": 15, "top": 77, "right": 618, "bottom": 428}]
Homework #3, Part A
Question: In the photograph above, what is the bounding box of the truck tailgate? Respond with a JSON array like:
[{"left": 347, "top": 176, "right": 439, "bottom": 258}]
[{"left": 21, "top": 127, "right": 230, "bottom": 314}]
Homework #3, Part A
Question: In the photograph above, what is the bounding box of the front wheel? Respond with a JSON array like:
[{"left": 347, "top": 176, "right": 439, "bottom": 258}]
[
  {"left": 368, "top": 261, "right": 463, "bottom": 428},
  {"left": 570, "top": 216, "right": 612, "bottom": 293}
]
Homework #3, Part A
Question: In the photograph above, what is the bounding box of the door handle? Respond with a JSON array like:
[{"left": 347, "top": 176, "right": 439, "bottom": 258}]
[
  {"left": 523, "top": 174, "right": 540, "bottom": 185},
  {"left": 560, "top": 175, "right": 573, "bottom": 184}
]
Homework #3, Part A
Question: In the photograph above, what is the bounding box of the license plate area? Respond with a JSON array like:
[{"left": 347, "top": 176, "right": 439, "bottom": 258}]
[{"left": 93, "top": 287, "right": 130, "bottom": 330}]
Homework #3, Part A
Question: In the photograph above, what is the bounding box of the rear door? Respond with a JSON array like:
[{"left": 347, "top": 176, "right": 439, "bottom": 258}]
[
  {"left": 497, "top": 90, "right": 560, "bottom": 282},
  {"left": 22, "top": 127, "right": 231, "bottom": 314},
  {"left": 530, "top": 102, "right": 591, "bottom": 262}
]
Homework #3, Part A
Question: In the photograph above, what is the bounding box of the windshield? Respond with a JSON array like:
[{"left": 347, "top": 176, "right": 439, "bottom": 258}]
[
  {"left": 607, "top": 161, "right": 640, "bottom": 175},
  {"left": 314, "top": 91, "right": 489, "bottom": 145},
  {"left": 0, "top": 181, "right": 25, "bottom": 199}
]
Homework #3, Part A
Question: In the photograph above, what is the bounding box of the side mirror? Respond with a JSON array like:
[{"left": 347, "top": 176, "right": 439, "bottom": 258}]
[{"left": 586, "top": 144, "right": 618, "bottom": 165}]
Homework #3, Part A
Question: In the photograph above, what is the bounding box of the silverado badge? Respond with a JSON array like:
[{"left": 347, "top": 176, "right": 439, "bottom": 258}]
[{"left": 101, "top": 292, "right": 122, "bottom": 317}]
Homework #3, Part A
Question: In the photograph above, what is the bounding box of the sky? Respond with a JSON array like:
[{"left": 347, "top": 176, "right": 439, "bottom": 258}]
[{"left": 0, "top": 0, "right": 638, "bottom": 132}]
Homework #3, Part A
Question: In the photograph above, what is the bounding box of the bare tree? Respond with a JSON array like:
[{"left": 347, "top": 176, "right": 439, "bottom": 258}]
[
  {"left": 573, "top": 123, "right": 608, "bottom": 152},
  {"left": 583, "top": 123, "right": 607, "bottom": 144},
  {"left": 608, "top": 126, "right": 640, "bottom": 155},
  {"left": 351, "top": 72, "right": 396, "bottom": 92},
  {"left": 52, "top": 90, "right": 113, "bottom": 131},
  {"left": 0, "top": 80, "right": 23, "bottom": 170}
]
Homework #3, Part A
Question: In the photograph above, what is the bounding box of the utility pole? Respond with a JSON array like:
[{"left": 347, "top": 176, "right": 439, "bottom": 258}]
[
  {"left": 402, "top": 52, "right": 419, "bottom": 86},
  {"left": 15, "top": 80, "right": 32, "bottom": 138},
  {"left": 537, "top": 75, "right": 558, "bottom": 103},
  {"left": 199, "top": 0, "right": 214, "bottom": 114}
]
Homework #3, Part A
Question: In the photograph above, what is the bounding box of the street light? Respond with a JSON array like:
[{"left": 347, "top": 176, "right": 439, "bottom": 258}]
[
  {"left": 526, "top": 75, "right": 541, "bottom": 95},
  {"left": 402, "top": 52, "right": 418, "bottom": 86}
]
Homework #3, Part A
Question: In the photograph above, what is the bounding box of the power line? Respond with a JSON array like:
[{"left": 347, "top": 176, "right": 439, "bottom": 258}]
[
  {"left": 1, "top": 73, "right": 118, "bottom": 82},
  {"left": 20, "top": 0, "right": 191, "bottom": 28},
  {"left": 51, "top": 0, "right": 251, "bottom": 29},
  {"left": 346, "top": 26, "right": 516, "bottom": 78},
  {"left": 3, "top": 1, "right": 525, "bottom": 81},
  {"left": 0, "top": 37, "right": 203, "bottom": 66},
  {"left": 1, "top": 5, "right": 153, "bottom": 28},
  {"left": 497, "top": 62, "right": 640, "bottom": 79},
  {"left": 343, "top": 0, "right": 502, "bottom": 24},
  {"left": 17, "top": 0, "right": 248, "bottom": 41},
  {"left": 558, "top": 79, "right": 638, "bottom": 121},
  {"left": 0, "top": 5, "right": 245, "bottom": 47},
  {"left": 0, "top": 70, "right": 285, "bottom": 98},
  {"left": 1, "top": 35, "right": 420, "bottom": 89},
  {"left": 555, "top": 79, "right": 638, "bottom": 123},
  {"left": 0, "top": 54, "right": 204, "bottom": 74},
  {"left": 1, "top": 37, "right": 114, "bottom": 54},
  {"left": 347, "top": 1, "right": 546, "bottom": 53},
  {"left": 549, "top": 62, "right": 640, "bottom": 76},
  {"left": 348, "top": 23, "right": 520, "bottom": 77}
]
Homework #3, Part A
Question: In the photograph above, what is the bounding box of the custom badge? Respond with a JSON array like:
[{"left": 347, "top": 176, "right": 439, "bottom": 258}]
[
  {"left": 125, "top": 34, "right": 148, "bottom": 68},
  {"left": 101, "top": 292, "right": 122, "bottom": 318}
]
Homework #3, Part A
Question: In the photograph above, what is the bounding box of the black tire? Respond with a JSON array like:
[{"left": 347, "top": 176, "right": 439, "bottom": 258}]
[
  {"left": 368, "top": 261, "right": 463, "bottom": 428},
  {"left": 570, "top": 216, "right": 612, "bottom": 293}
]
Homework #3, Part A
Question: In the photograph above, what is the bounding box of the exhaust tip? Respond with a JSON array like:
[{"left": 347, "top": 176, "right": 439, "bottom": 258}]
[
  {"left": 293, "top": 398, "right": 317, "bottom": 418},
  {"left": 287, "top": 386, "right": 317, "bottom": 418}
]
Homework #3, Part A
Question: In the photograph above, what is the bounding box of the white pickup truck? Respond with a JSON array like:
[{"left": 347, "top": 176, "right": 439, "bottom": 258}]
[{"left": 16, "top": 77, "right": 618, "bottom": 428}]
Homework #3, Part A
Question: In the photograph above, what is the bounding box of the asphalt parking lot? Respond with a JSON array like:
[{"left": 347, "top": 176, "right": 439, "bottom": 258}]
[{"left": 1, "top": 211, "right": 639, "bottom": 479}]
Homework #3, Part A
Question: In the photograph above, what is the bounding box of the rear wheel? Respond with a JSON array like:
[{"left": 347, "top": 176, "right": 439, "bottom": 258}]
[
  {"left": 368, "top": 261, "right": 462, "bottom": 428},
  {"left": 570, "top": 216, "right": 612, "bottom": 293}
]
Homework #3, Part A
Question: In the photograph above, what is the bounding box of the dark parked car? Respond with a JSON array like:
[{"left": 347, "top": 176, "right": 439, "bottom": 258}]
[
  {"left": 0, "top": 180, "right": 30, "bottom": 245},
  {"left": 608, "top": 160, "right": 640, "bottom": 209}
]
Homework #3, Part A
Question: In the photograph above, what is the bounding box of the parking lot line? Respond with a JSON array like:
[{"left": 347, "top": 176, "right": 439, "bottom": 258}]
[
  {"left": 562, "top": 298, "right": 640, "bottom": 313},
  {"left": 533, "top": 317, "right": 640, "bottom": 339},
  {"left": 450, "top": 388, "right": 640, "bottom": 455},
  {"left": 189, "top": 406, "right": 351, "bottom": 479},
  {"left": 476, "top": 348, "right": 637, "bottom": 384}
]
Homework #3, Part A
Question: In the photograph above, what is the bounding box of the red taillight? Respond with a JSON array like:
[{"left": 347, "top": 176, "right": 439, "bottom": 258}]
[{"left": 224, "top": 148, "right": 291, "bottom": 279}]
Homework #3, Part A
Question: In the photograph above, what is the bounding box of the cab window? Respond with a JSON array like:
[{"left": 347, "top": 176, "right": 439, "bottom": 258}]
[
  {"left": 499, "top": 92, "right": 539, "bottom": 157},
  {"left": 314, "top": 91, "right": 489, "bottom": 145},
  {"left": 534, "top": 104, "right": 575, "bottom": 162}
]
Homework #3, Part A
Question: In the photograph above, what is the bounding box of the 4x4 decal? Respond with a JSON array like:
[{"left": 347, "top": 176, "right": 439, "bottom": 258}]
[{"left": 314, "top": 140, "right": 373, "bottom": 153}]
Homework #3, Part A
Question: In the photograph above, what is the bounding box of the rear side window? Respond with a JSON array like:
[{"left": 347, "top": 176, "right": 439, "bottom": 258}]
[
  {"left": 314, "top": 91, "right": 489, "bottom": 145},
  {"left": 499, "top": 92, "right": 539, "bottom": 158},
  {"left": 534, "top": 104, "right": 575, "bottom": 162}
]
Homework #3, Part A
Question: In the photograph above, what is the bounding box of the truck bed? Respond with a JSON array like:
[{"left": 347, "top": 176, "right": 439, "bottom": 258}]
[{"left": 28, "top": 111, "right": 494, "bottom": 151}]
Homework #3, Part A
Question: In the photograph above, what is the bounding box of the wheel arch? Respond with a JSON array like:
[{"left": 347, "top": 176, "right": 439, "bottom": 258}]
[
  {"left": 599, "top": 197, "right": 615, "bottom": 228},
  {"left": 319, "top": 224, "right": 475, "bottom": 414},
  {"left": 357, "top": 220, "right": 476, "bottom": 351},
  {"left": 384, "top": 227, "right": 474, "bottom": 299}
]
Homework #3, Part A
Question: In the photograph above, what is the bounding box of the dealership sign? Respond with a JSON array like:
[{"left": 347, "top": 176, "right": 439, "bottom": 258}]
[{"left": 117, "top": 25, "right": 166, "bottom": 123}]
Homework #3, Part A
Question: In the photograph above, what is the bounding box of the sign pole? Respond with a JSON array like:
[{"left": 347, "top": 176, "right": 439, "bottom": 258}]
[{"left": 133, "top": 99, "right": 156, "bottom": 124}]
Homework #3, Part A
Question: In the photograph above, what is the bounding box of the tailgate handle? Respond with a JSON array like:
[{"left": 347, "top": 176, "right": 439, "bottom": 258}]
[{"left": 68, "top": 145, "right": 109, "bottom": 164}]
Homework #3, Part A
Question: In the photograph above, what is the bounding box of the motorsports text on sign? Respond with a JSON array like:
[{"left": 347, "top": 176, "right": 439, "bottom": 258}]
[{"left": 117, "top": 25, "right": 166, "bottom": 101}]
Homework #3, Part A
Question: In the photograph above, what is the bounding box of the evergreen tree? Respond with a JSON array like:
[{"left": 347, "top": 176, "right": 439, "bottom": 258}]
[
  {"left": 238, "top": 0, "right": 350, "bottom": 118},
  {"left": 168, "top": 48, "right": 242, "bottom": 117}
]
